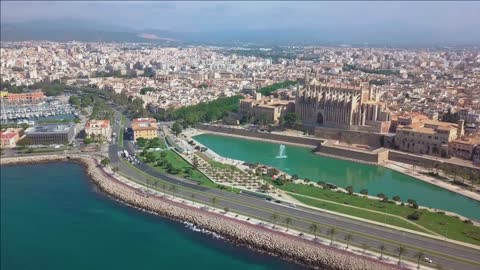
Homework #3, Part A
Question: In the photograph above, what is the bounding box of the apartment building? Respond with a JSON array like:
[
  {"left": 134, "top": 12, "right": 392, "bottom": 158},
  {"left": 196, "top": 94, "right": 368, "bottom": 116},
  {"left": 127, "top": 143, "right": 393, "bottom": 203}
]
[
  {"left": 132, "top": 118, "right": 158, "bottom": 141},
  {"left": 85, "top": 119, "right": 112, "bottom": 140}
]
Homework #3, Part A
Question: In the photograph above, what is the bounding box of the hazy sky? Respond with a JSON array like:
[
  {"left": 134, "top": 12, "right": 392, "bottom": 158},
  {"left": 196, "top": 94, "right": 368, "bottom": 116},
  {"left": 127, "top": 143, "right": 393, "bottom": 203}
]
[{"left": 2, "top": 1, "right": 480, "bottom": 43}]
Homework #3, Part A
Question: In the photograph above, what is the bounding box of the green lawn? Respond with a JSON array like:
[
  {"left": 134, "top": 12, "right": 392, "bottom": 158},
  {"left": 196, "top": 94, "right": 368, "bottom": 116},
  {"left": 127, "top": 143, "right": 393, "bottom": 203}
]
[
  {"left": 144, "top": 150, "right": 216, "bottom": 188},
  {"left": 275, "top": 181, "right": 480, "bottom": 246}
]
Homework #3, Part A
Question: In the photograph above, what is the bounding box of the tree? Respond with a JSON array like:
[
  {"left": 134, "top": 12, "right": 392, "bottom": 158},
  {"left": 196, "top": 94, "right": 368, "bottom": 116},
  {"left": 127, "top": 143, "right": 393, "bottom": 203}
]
[
  {"left": 270, "top": 212, "right": 279, "bottom": 228},
  {"left": 169, "top": 185, "right": 177, "bottom": 196},
  {"left": 223, "top": 207, "right": 230, "bottom": 214},
  {"left": 211, "top": 197, "right": 218, "bottom": 208},
  {"left": 362, "top": 243, "right": 370, "bottom": 255},
  {"left": 344, "top": 234, "right": 353, "bottom": 250},
  {"left": 68, "top": 95, "right": 81, "bottom": 107},
  {"left": 112, "top": 166, "right": 119, "bottom": 175},
  {"left": 172, "top": 121, "right": 183, "bottom": 136},
  {"left": 345, "top": 186, "right": 354, "bottom": 195},
  {"left": 393, "top": 195, "right": 401, "bottom": 202},
  {"left": 100, "top": 157, "right": 110, "bottom": 167},
  {"left": 378, "top": 244, "right": 386, "bottom": 260},
  {"left": 309, "top": 223, "right": 319, "bottom": 239},
  {"left": 360, "top": 189, "right": 368, "bottom": 195},
  {"left": 415, "top": 251, "right": 425, "bottom": 270},
  {"left": 327, "top": 227, "right": 336, "bottom": 245},
  {"left": 145, "top": 152, "right": 156, "bottom": 163},
  {"left": 396, "top": 246, "right": 407, "bottom": 265},
  {"left": 184, "top": 167, "right": 193, "bottom": 177},
  {"left": 192, "top": 156, "right": 199, "bottom": 169},
  {"left": 284, "top": 217, "right": 293, "bottom": 231},
  {"left": 283, "top": 112, "right": 298, "bottom": 126}
]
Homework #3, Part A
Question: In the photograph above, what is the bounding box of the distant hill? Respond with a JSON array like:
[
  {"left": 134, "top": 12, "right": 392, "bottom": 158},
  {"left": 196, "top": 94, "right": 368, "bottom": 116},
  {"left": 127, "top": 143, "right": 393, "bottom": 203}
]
[
  {"left": 0, "top": 19, "right": 180, "bottom": 44},
  {"left": 2, "top": 19, "right": 479, "bottom": 47}
]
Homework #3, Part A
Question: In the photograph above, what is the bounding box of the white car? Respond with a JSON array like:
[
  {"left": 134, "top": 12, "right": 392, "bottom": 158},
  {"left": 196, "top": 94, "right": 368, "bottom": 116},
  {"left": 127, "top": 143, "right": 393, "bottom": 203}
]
[{"left": 423, "top": 257, "right": 433, "bottom": 263}]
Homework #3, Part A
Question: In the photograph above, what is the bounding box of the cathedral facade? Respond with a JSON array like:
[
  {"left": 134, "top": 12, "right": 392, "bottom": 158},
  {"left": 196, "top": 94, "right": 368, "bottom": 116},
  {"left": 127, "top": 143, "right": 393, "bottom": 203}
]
[{"left": 295, "top": 76, "right": 391, "bottom": 132}]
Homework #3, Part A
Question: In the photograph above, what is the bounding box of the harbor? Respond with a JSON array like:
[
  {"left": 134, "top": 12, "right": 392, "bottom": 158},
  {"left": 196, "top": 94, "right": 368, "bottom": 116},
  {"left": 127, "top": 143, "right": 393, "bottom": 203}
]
[{"left": 0, "top": 97, "right": 78, "bottom": 124}]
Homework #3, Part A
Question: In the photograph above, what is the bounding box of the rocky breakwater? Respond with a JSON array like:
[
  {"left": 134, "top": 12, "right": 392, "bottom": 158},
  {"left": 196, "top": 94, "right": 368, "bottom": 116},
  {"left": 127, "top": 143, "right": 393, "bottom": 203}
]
[{"left": 2, "top": 155, "right": 402, "bottom": 270}]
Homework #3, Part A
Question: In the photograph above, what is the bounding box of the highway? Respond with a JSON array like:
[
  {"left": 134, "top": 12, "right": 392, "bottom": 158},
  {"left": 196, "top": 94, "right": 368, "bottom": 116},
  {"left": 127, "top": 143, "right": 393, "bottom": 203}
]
[{"left": 109, "top": 110, "right": 480, "bottom": 270}]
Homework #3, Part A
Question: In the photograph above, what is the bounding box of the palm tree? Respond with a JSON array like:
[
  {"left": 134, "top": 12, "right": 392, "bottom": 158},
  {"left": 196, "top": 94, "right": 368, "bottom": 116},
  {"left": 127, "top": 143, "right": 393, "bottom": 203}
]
[
  {"left": 309, "top": 223, "right": 319, "bottom": 239},
  {"left": 327, "top": 227, "right": 336, "bottom": 245},
  {"left": 192, "top": 156, "right": 199, "bottom": 169},
  {"left": 270, "top": 212, "right": 279, "bottom": 228},
  {"left": 361, "top": 243, "right": 369, "bottom": 255},
  {"left": 415, "top": 251, "right": 425, "bottom": 270},
  {"left": 170, "top": 185, "right": 177, "bottom": 196},
  {"left": 211, "top": 197, "right": 218, "bottom": 208},
  {"left": 284, "top": 217, "right": 293, "bottom": 231},
  {"left": 190, "top": 193, "right": 195, "bottom": 204},
  {"left": 396, "top": 246, "right": 407, "bottom": 265},
  {"left": 378, "top": 244, "right": 386, "bottom": 260},
  {"left": 344, "top": 234, "right": 353, "bottom": 250}
]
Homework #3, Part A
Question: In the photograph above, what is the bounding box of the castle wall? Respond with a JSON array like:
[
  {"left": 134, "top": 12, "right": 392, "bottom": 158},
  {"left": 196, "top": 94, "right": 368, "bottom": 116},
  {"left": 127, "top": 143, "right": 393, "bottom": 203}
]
[
  {"left": 197, "top": 124, "right": 323, "bottom": 147},
  {"left": 313, "top": 126, "right": 385, "bottom": 147},
  {"left": 316, "top": 143, "right": 389, "bottom": 164}
]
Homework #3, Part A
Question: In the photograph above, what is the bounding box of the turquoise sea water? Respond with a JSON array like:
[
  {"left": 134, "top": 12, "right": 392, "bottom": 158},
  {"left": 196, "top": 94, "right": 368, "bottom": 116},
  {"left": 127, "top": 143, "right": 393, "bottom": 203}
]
[
  {"left": 0, "top": 163, "right": 302, "bottom": 270},
  {"left": 194, "top": 133, "right": 480, "bottom": 220}
]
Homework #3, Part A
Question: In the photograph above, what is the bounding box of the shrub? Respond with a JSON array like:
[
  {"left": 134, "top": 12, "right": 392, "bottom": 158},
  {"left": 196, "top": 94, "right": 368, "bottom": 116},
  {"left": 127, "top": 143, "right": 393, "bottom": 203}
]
[
  {"left": 393, "top": 195, "right": 401, "bottom": 202},
  {"left": 412, "top": 202, "right": 419, "bottom": 209},
  {"left": 359, "top": 189, "right": 368, "bottom": 195},
  {"left": 464, "top": 219, "right": 474, "bottom": 225},
  {"left": 377, "top": 193, "right": 386, "bottom": 199},
  {"left": 407, "top": 211, "right": 423, "bottom": 220},
  {"left": 345, "top": 186, "right": 354, "bottom": 195},
  {"left": 463, "top": 230, "right": 480, "bottom": 241}
]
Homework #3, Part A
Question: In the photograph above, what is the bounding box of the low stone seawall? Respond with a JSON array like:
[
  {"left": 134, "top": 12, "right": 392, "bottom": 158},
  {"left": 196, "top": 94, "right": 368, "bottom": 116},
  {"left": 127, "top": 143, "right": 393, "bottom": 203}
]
[{"left": 1, "top": 155, "right": 401, "bottom": 270}]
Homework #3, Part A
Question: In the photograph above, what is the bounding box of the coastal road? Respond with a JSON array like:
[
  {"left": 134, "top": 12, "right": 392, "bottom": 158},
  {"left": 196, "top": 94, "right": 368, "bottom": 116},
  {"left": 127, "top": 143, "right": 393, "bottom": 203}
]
[{"left": 108, "top": 112, "right": 480, "bottom": 270}]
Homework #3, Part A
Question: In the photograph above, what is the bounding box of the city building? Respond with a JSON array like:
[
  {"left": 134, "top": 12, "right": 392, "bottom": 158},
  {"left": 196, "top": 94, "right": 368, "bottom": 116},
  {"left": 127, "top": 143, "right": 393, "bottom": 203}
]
[
  {"left": 25, "top": 124, "right": 76, "bottom": 145},
  {"left": 239, "top": 93, "right": 293, "bottom": 124},
  {"left": 3, "top": 91, "right": 45, "bottom": 103},
  {"left": 295, "top": 74, "right": 391, "bottom": 133},
  {"left": 0, "top": 128, "right": 23, "bottom": 148},
  {"left": 395, "top": 120, "right": 463, "bottom": 157},
  {"left": 85, "top": 119, "right": 112, "bottom": 140},
  {"left": 449, "top": 137, "right": 480, "bottom": 161},
  {"left": 132, "top": 118, "right": 158, "bottom": 141}
]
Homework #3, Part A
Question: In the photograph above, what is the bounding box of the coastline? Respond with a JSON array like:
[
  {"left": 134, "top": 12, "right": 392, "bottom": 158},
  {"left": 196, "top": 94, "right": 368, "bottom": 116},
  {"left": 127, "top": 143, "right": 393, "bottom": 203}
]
[
  {"left": 194, "top": 130, "right": 480, "bottom": 202},
  {"left": 1, "top": 155, "right": 402, "bottom": 270}
]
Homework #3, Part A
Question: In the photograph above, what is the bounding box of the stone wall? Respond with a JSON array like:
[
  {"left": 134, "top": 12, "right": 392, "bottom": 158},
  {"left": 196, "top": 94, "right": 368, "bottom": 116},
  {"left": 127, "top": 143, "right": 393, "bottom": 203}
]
[
  {"left": 198, "top": 124, "right": 324, "bottom": 147},
  {"left": 388, "top": 150, "right": 480, "bottom": 174},
  {"left": 316, "top": 143, "right": 389, "bottom": 164},
  {"left": 313, "top": 126, "right": 385, "bottom": 147}
]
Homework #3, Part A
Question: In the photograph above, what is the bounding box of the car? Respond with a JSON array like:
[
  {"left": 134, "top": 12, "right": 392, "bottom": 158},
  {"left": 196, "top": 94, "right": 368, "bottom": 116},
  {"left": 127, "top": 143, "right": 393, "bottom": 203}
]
[
  {"left": 289, "top": 203, "right": 297, "bottom": 208},
  {"left": 423, "top": 257, "right": 433, "bottom": 263}
]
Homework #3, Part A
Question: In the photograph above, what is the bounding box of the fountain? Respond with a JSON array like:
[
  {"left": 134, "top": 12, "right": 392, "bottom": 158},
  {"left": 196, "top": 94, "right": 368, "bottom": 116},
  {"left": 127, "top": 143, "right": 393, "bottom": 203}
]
[{"left": 276, "top": 144, "right": 287, "bottom": 158}]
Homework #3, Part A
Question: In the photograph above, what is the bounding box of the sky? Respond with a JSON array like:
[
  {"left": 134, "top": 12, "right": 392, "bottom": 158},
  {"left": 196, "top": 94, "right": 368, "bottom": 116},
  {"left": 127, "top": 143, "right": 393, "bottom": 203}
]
[{"left": 2, "top": 1, "right": 480, "bottom": 44}]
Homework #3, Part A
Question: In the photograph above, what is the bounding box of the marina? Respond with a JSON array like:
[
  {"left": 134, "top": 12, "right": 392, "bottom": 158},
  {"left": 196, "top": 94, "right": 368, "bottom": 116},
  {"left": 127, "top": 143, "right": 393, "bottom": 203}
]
[{"left": 0, "top": 97, "right": 78, "bottom": 124}]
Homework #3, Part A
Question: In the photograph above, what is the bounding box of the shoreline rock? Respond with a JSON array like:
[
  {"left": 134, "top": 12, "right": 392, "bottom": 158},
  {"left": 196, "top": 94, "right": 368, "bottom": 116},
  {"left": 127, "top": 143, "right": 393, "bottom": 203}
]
[{"left": 1, "top": 155, "right": 402, "bottom": 270}]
